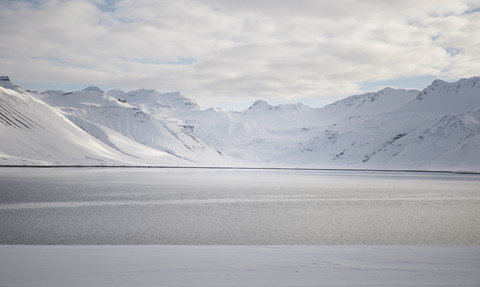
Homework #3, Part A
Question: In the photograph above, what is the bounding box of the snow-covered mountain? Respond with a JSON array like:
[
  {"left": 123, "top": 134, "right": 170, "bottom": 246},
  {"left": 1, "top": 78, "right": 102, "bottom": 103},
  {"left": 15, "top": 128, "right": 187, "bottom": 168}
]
[
  {"left": 0, "top": 77, "right": 232, "bottom": 166},
  {"left": 0, "top": 85, "right": 178, "bottom": 166},
  {"left": 39, "top": 86, "right": 233, "bottom": 165},
  {"left": 1, "top": 75, "right": 479, "bottom": 171},
  {"left": 180, "top": 78, "right": 480, "bottom": 171}
]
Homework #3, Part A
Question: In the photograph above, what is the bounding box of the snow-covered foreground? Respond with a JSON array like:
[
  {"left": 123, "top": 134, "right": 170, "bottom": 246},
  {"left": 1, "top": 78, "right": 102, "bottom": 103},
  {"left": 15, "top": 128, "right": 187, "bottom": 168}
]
[{"left": 1, "top": 245, "right": 479, "bottom": 287}]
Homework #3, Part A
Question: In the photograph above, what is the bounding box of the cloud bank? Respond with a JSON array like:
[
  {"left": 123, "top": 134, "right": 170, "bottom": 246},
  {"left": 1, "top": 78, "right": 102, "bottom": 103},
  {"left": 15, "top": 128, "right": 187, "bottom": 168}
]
[{"left": 1, "top": 0, "right": 479, "bottom": 109}]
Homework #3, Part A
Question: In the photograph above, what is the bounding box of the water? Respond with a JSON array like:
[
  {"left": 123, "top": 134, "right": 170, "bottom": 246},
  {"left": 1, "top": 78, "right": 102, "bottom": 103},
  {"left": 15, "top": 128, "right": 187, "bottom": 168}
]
[{"left": 1, "top": 167, "right": 479, "bottom": 245}]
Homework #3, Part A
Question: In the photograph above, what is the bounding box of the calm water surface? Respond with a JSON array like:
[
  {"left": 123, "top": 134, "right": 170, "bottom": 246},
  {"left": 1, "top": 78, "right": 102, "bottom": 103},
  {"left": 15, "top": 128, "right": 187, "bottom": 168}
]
[{"left": 0, "top": 168, "right": 479, "bottom": 244}]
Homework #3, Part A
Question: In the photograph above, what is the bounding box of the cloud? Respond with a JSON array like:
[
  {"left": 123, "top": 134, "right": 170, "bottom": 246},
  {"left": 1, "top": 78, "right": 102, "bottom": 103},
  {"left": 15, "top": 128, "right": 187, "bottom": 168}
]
[{"left": 1, "top": 0, "right": 479, "bottom": 109}]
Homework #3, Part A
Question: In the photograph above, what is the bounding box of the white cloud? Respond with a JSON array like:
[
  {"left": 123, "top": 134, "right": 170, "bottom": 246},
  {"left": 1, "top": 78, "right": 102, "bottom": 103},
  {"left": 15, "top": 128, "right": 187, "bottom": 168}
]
[{"left": 1, "top": 0, "right": 479, "bottom": 109}]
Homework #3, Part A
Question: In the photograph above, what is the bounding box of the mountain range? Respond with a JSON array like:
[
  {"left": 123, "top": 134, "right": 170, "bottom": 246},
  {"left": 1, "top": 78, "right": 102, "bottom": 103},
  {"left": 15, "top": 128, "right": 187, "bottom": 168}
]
[{"left": 1, "top": 76, "right": 479, "bottom": 171}]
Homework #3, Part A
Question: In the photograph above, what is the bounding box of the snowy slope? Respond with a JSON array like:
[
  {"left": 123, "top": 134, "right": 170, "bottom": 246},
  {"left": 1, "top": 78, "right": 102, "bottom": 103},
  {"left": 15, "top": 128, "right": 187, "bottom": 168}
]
[
  {"left": 180, "top": 79, "right": 479, "bottom": 171},
  {"left": 0, "top": 86, "right": 180, "bottom": 166},
  {"left": 402, "top": 77, "right": 480, "bottom": 115},
  {"left": 179, "top": 88, "right": 421, "bottom": 167},
  {"left": 38, "top": 86, "right": 233, "bottom": 165},
  {"left": 318, "top": 87, "right": 420, "bottom": 121},
  {"left": 0, "top": 78, "right": 221, "bottom": 166},
  {"left": 114, "top": 89, "right": 199, "bottom": 112},
  {"left": 1, "top": 76, "right": 479, "bottom": 170}
]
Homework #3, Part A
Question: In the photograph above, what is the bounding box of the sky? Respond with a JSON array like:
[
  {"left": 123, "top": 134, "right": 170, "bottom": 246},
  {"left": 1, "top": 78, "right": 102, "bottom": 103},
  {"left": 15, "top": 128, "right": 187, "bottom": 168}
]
[{"left": 1, "top": 0, "right": 479, "bottom": 110}]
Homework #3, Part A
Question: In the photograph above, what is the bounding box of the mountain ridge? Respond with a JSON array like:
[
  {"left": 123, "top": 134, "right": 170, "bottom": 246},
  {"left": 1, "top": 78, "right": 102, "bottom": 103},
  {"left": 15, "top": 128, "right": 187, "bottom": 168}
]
[{"left": 1, "top": 76, "right": 479, "bottom": 171}]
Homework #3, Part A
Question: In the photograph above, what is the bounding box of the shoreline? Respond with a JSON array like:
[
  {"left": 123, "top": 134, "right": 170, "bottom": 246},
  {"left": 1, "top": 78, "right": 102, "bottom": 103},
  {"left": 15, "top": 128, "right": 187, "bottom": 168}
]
[{"left": 1, "top": 165, "right": 479, "bottom": 175}]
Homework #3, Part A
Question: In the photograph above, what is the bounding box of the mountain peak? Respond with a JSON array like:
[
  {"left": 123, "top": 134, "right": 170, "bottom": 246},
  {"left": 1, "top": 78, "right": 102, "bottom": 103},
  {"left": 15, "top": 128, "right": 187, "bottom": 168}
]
[
  {"left": 431, "top": 79, "right": 448, "bottom": 85},
  {"left": 0, "top": 76, "right": 17, "bottom": 90},
  {"left": 249, "top": 100, "right": 271, "bottom": 110},
  {"left": 124, "top": 89, "right": 199, "bottom": 111},
  {"left": 82, "top": 86, "right": 104, "bottom": 93},
  {"left": 425, "top": 77, "right": 480, "bottom": 92},
  {"left": 408, "top": 76, "right": 480, "bottom": 114},
  {"left": 456, "top": 76, "right": 480, "bottom": 88},
  {"left": 247, "top": 100, "right": 310, "bottom": 113}
]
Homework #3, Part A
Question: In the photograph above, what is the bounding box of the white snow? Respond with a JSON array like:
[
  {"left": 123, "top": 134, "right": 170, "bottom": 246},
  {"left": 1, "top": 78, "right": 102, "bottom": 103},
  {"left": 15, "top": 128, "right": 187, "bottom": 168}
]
[
  {"left": 38, "top": 86, "right": 237, "bottom": 166},
  {"left": 0, "top": 86, "right": 199, "bottom": 166},
  {"left": 1, "top": 245, "right": 479, "bottom": 287},
  {"left": 2, "top": 77, "right": 479, "bottom": 287},
  {"left": 1, "top": 76, "right": 479, "bottom": 171},
  {"left": 180, "top": 78, "right": 480, "bottom": 171}
]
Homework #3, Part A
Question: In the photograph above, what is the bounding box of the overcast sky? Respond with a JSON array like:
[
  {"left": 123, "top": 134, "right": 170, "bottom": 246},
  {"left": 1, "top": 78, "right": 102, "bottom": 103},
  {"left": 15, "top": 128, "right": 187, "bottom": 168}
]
[{"left": 1, "top": 0, "right": 479, "bottom": 110}]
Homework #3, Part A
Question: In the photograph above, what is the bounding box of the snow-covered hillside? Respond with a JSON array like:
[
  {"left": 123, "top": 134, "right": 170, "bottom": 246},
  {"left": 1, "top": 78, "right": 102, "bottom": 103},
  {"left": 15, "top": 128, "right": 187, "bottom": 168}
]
[
  {"left": 0, "top": 85, "right": 178, "bottom": 166},
  {"left": 1, "top": 76, "right": 479, "bottom": 171},
  {"left": 0, "top": 78, "right": 232, "bottom": 166},
  {"left": 38, "top": 86, "right": 229, "bottom": 165},
  {"left": 180, "top": 78, "right": 480, "bottom": 171}
]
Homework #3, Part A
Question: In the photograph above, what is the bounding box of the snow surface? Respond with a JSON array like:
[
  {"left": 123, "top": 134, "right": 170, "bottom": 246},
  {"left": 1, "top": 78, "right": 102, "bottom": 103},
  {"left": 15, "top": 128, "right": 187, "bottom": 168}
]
[
  {"left": 1, "top": 76, "right": 480, "bottom": 170},
  {"left": 0, "top": 86, "right": 187, "bottom": 166},
  {"left": 180, "top": 78, "right": 480, "bottom": 171},
  {"left": 1, "top": 245, "right": 479, "bottom": 287}
]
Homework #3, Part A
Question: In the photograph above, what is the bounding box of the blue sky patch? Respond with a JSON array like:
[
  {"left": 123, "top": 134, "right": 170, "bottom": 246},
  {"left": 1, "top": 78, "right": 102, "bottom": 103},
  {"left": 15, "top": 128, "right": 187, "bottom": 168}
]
[
  {"left": 95, "top": 0, "right": 117, "bottom": 12},
  {"left": 445, "top": 47, "right": 463, "bottom": 57}
]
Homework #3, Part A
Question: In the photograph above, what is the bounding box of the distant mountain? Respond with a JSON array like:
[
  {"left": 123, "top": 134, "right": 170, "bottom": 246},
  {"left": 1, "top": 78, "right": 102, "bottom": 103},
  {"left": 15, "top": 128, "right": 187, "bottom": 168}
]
[
  {"left": 108, "top": 89, "right": 200, "bottom": 114},
  {"left": 401, "top": 77, "right": 480, "bottom": 115},
  {"left": 1, "top": 76, "right": 479, "bottom": 171},
  {"left": 180, "top": 78, "right": 480, "bottom": 171},
  {"left": 82, "top": 86, "right": 104, "bottom": 93}
]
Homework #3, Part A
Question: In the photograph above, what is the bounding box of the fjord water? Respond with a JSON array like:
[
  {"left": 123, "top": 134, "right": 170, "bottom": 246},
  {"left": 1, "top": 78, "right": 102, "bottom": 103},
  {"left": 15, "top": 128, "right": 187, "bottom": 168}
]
[{"left": 0, "top": 168, "right": 479, "bottom": 245}]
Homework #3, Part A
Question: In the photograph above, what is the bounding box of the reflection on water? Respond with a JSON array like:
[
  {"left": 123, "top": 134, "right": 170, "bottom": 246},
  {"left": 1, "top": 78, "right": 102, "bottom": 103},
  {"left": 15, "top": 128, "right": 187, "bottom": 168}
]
[{"left": 0, "top": 168, "right": 479, "bottom": 245}]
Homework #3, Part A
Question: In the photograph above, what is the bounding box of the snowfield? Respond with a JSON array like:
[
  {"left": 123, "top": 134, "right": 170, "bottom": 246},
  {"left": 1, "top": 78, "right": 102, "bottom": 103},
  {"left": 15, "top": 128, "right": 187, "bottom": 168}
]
[
  {"left": 1, "top": 245, "right": 479, "bottom": 287},
  {"left": 1, "top": 74, "right": 480, "bottom": 286},
  {"left": 1, "top": 76, "right": 480, "bottom": 170}
]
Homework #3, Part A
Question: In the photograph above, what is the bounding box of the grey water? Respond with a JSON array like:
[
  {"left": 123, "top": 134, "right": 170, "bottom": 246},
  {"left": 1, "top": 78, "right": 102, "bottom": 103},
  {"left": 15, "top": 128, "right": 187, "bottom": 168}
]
[{"left": 1, "top": 167, "right": 479, "bottom": 245}]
